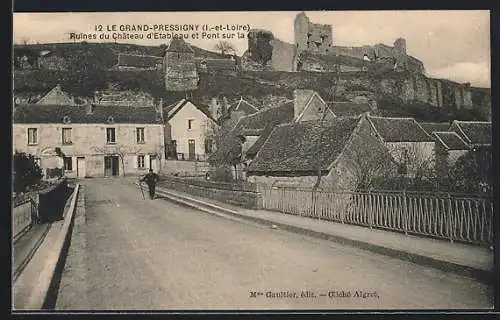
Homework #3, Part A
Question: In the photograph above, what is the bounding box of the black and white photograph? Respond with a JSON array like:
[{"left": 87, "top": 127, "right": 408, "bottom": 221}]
[{"left": 11, "top": 10, "right": 493, "bottom": 311}]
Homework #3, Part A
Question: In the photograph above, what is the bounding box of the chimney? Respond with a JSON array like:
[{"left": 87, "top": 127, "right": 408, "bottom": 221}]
[
  {"left": 86, "top": 103, "right": 94, "bottom": 114},
  {"left": 293, "top": 89, "right": 316, "bottom": 120}
]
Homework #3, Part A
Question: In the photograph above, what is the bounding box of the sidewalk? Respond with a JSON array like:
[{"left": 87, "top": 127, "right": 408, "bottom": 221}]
[
  {"left": 153, "top": 184, "right": 493, "bottom": 284},
  {"left": 13, "top": 223, "right": 51, "bottom": 282}
]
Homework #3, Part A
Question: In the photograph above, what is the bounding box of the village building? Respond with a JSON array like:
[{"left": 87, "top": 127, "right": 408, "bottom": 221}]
[
  {"left": 162, "top": 99, "right": 218, "bottom": 161},
  {"left": 13, "top": 104, "right": 164, "bottom": 178},
  {"left": 163, "top": 38, "right": 199, "bottom": 92},
  {"left": 449, "top": 120, "right": 492, "bottom": 147},
  {"left": 114, "top": 53, "right": 163, "bottom": 70},
  {"left": 246, "top": 114, "right": 395, "bottom": 190},
  {"left": 292, "top": 89, "right": 335, "bottom": 122},
  {"left": 366, "top": 115, "right": 435, "bottom": 178},
  {"left": 431, "top": 131, "right": 470, "bottom": 179}
]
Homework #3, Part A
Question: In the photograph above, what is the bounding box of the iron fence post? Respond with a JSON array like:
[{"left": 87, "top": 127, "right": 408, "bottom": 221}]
[
  {"left": 403, "top": 189, "right": 408, "bottom": 236},
  {"left": 448, "top": 192, "right": 454, "bottom": 243}
]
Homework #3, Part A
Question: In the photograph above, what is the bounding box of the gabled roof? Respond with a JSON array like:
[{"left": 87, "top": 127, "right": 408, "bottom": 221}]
[
  {"left": 237, "top": 101, "right": 294, "bottom": 131},
  {"left": 163, "top": 99, "right": 216, "bottom": 122},
  {"left": 432, "top": 131, "right": 470, "bottom": 151},
  {"left": 248, "top": 116, "right": 362, "bottom": 173},
  {"left": 117, "top": 53, "right": 162, "bottom": 68},
  {"left": 36, "top": 84, "right": 74, "bottom": 105},
  {"left": 449, "top": 120, "right": 492, "bottom": 145},
  {"left": 166, "top": 39, "right": 195, "bottom": 53},
  {"left": 233, "top": 98, "right": 259, "bottom": 115},
  {"left": 294, "top": 90, "right": 322, "bottom": 121},
  {"left": 327, "top": 102, "right": 371, "bottom": 117},
  {"left": 418, "top": 122, "right": 451, "bottom": 135},
  {"left": 368, "top": 115, "right": 433, "bottom": 142},
  {"left": 212, "top": 102, "right": 295, "bottom": 163},
  {"left": 13, "top": 104, "right": 162, "bottom": 124}
]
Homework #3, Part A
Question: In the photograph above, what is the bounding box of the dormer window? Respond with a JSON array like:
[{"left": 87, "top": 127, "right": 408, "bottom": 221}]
[
  {"left": 62, "top": 116, "right": 71, "bottom": 124},
  {"left": 107, "top": 116, "right": 115, "bottom": 124}
]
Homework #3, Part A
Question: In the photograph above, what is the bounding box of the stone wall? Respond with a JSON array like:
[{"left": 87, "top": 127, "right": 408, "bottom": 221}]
[
  {"left": 158, "top": 177, "right": 262, "bottom": 209},
  {"left": 270, "top": 39, "right": 298, "bottom": 72}
]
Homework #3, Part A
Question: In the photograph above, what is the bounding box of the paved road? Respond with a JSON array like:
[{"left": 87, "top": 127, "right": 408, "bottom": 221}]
[{"left": 55, "top": 178, "right": 493, "bottom": 310}]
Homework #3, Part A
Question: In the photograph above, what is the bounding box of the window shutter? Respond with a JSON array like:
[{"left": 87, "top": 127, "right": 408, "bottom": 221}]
[
  {"left": 132, "top": 155, "right": 138, "bottom": 169},
  {"left": 145, "top": 155, "right": 150, "bottom": 168}
]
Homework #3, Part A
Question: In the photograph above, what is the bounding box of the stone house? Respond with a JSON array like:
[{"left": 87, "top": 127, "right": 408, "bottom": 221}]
[
  {"left": 115, "top": 53, "right": 163, "bottom": 70},
  {"left": 367, "top": 115, "right": 435, "bottom": 179},
  {"left": 13, "top": 104, "right": 164, "bottom": 178},
  {"left": 246, "top": 114, "right": 395, "bottom": 190},
  {"left": 449, "top": 120, "right": 492, "bottom": 148},
  {"left": 163, "top": 99, "right": 218, "bottom": 161},
  {"left": 431, "top": 131, "right": 470, "bottom": 179},
  {"left": 163, "top": 38, "right": 199, "bottom": 92}
]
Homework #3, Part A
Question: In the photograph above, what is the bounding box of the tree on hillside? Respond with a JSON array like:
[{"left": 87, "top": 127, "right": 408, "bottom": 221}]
[
  {"left": 214, "top": 41, "right": 236, "bottom": 56},
  {"left": 448, "top": 147, "right": 492, "bottom": 194},
  {"left": 13, "top": 151, "right": 43, "bottom": 194}
]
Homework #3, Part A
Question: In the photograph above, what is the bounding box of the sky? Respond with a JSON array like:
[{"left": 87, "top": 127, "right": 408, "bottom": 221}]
[{"left": 13, "top": 11, "right": 490, "bottom": 87}]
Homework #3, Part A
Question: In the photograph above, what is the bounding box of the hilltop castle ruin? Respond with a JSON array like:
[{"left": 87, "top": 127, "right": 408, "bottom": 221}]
[{"left": 241, "top": 12, "right": 472, "bottom": 110}]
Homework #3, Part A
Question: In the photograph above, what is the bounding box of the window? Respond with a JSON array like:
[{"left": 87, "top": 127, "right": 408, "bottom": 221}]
[
  {"left": 205, "top": 138, "right": 213, "bottom": 154},
  {"left": 34, "top": 157, "right": 41, "bottom": 167},
  {"left": 62, "top": 128, "right": 72, "bottom": 144},
  {"left": 63, "top": 157, "right": 73, "bottom": 171},
  {"left": 106, "top": 128, "right": 116, "bottom": 143},
  {"left": 188, "top": 119, "right": 193, "bottom": 130},
  {"left": 27, "top": 128, "right": 38, "bottom": 145},
  {"left": 136, "top": 127, "right": 145, "bottom": 143},
  {"left": 137, "top": 155, "right": 145, "bottom": 169}
]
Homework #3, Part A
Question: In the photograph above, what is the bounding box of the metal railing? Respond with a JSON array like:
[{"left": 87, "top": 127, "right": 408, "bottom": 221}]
[
  {"left": 261, "top": 186, "right": 493, "bottom": 246},
  {"left": 13, "top": 196, "right": 38, "bottom": 241}
]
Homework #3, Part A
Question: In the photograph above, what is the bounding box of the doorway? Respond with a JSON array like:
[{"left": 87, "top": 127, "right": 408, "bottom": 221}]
[
  {"left": 104, "top": 155, "right": 119, "bottom": 177},
  {"left": 188, "top": 139, "right": 195, "bottom": 161},
  {"left": 76, "top": 157, "right": 86, "bottom": 178}
]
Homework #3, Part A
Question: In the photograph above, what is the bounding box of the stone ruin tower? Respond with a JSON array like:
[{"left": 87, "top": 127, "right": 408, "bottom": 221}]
[
  {"left": 294, "top": 12, "right": 333, "bottom": 54},
  {"left": 163, "top": 38, "right": 199, "bottom": 92}
]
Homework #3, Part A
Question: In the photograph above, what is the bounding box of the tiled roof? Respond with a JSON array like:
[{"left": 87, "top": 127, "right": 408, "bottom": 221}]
[
  {"left": 432, "top": 132, "right": 469, "bottom": 151},
  {"left": 166, "top": 39, "right": 195, "bottom": 53},
  {"left": 212, "top": 102, "right": 294, "bottom": 164},
  {"left": 450, "top": 121, "right": 491, "bottom": 145},
  {"left": 117, "top": 54, "right": 162, "bottom": 68},
  {"left": 418, "top": 122, "right": 451, "bottom": 135},
  {"left": 13, "top": 104, "right": 162, "bottom": 124},
  {"left": 368, "top": 116, "right": 433, "bottom": 142},
  {"left": 248, "top": 117, "right": 362, "bottom": 173},
  {"left": 233, "top": 98, "right": 259, "bottom": 115},
  {"left": 163, "top": 99, "right": 216, "bottom": 122},
  {"left": 327, "top": 102, "right": 371, "bottom": 116},
  {"left": 237, "top": 102, "right": 294, "bottom": 131}
]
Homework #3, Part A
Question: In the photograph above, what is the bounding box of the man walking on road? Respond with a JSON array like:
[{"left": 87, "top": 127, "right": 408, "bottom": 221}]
[{"left": 140, "top": 169, "right": 160, "bottom": 199}]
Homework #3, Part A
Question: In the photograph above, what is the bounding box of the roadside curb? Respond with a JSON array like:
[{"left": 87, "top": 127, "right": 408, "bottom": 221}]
[
  {"left": 24, "top": 184, "right": 80, "bottom": 310},
  {"left": 151, "top": 184, "right": 493, "bottom": 285}
]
